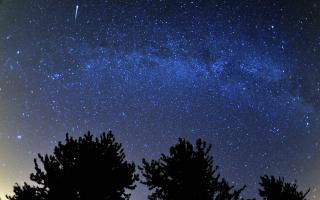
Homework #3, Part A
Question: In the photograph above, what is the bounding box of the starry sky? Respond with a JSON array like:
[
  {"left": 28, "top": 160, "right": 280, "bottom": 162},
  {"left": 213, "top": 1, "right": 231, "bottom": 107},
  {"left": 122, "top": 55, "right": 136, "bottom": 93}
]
[{"left": 0, "top": 0, "right": 320, "bottom": 199}]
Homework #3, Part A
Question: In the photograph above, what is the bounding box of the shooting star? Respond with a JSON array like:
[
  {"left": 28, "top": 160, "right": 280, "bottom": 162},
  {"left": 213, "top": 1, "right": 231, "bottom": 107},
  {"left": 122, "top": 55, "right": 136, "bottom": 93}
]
[{"left": 75, "top": 4, "right": 79, "bottom": 21}]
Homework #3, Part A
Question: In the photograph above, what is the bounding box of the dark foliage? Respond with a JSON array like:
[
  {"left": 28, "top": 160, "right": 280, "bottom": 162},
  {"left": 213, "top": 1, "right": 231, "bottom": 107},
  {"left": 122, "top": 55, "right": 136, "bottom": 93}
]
[
  {"left": 259, "top": 175, "right": 310, "bottom": 200},
  {"left": 140, "top": 138, "right": 245, "bottom": 200},
  {"left": 7, "top": 131, "right": 138, "bottom": 200},
  {"left": 6, "top": 183, "right": 44, "bottom": 200}
]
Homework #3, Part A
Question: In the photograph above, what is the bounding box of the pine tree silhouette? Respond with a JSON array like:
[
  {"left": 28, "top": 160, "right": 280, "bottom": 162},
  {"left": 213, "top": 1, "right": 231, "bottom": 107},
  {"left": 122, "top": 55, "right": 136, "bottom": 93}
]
[
  {"left": 140, "top": 138, "right": 245, "bottom": 200},
  {"left": 7, "top": 131, "right": 138, "bottom": 200},
  {"left": 6, "top": 183, "right": 43, "bottom": 200},
  {"left": 258, "top": 175, "right": 309, "bottom": 200}
]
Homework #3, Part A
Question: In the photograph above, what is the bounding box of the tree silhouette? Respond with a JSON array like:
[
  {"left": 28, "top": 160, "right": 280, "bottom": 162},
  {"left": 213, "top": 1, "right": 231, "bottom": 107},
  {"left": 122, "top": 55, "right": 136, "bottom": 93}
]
[
  {"left": 258, "top": 175, "right": 309, "bottom": 200},
  {"left": 140, "top": 138, "right": 246, "bottom": 200},
  {"left": 6, "top": 183, "right": 44, "bottom": 200},
  {"left": 7, "top": 131, "right": 138, "bottom": 200}
]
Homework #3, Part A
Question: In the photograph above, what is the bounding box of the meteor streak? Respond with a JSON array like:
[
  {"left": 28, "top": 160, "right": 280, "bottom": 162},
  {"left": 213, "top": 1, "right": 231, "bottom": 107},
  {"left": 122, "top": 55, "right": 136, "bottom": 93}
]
[{"left": 75, "top": 5, "right": 79, "bottom": 21}]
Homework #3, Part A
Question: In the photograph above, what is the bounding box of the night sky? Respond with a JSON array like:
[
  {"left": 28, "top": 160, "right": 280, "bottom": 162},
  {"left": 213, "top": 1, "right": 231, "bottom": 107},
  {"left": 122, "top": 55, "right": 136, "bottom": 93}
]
[{"left": 0, "top": 0, "right": 320, "bottom": 199}]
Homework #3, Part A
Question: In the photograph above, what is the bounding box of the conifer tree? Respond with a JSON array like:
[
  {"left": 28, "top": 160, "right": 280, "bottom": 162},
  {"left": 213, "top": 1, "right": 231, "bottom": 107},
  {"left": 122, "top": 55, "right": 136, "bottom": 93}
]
[
  {"left": 7, "top": 131, "right": 138, "bottom": 200},
  {"left": 259, "top": 175, "right": 309, "bottom": 200},
  {"left": 140, "top": 138, "right": 245, "bottom": 200}
]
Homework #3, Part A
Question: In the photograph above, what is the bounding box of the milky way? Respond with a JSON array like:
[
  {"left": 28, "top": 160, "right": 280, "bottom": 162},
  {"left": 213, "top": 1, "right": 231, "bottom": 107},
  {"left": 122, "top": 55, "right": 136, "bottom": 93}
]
[{"left": 0, "top": 0, "right": 320, "bottom": 199}]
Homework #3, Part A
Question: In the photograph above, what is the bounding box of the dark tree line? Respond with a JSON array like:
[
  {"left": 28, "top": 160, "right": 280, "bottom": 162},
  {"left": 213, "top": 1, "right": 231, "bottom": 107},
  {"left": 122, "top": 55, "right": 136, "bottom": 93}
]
[
  {"left": 7, "top": 132, "right": 138, "bottom": 200},
  {"left": 140, "top": 138, "right": 245, "bottom": 200},
  {"left": 6, "top": 131, "right": 310, "bottom": 200}
]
